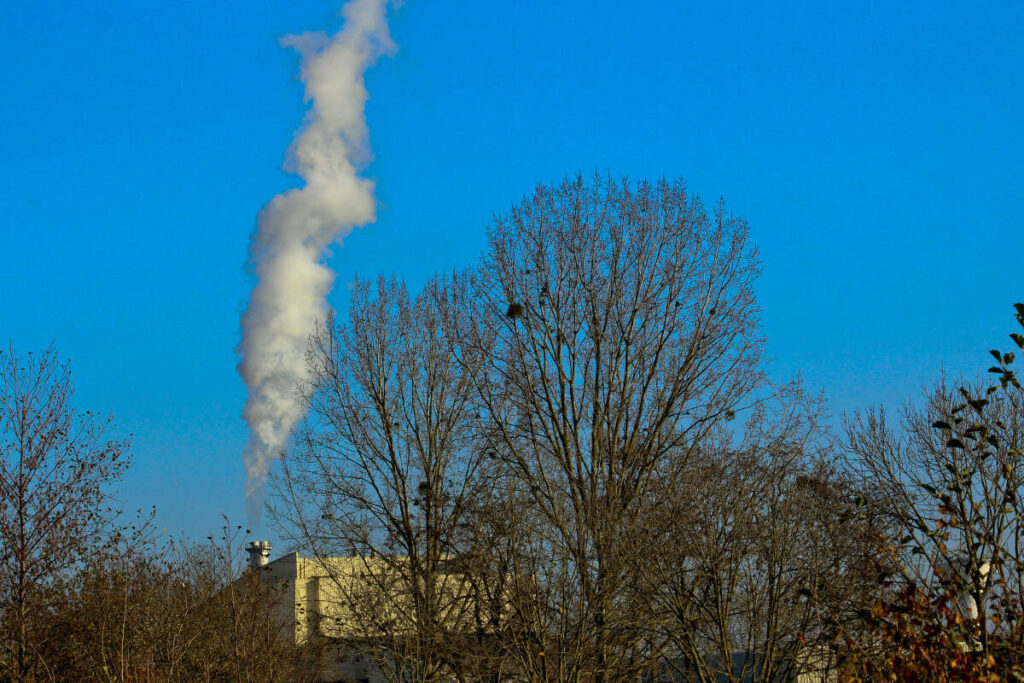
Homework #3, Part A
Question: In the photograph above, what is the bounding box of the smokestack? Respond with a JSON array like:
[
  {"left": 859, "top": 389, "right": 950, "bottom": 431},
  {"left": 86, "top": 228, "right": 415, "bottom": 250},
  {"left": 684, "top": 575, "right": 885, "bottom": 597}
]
[
  {"left": 238, "top": 0, "right": 396, "bottom": 523},
  {"left": 246, "top": 541, "right": 273, "bottom": 570}
]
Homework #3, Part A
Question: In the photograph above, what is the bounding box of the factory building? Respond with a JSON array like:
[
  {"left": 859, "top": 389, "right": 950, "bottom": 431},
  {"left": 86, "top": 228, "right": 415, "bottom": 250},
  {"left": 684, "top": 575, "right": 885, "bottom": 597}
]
[
  {"left": 246, "top": 541, "right": 504, "bottom": 682},
  {"left": 246, "top": 543, "right": 838, "bottom": 682}
]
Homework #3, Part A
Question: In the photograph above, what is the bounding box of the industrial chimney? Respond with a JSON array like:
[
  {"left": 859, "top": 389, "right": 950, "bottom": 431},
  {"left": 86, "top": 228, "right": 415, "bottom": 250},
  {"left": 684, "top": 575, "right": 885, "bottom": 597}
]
[{"left": 246, "top": 541, "right": 272, "bottom": 570}]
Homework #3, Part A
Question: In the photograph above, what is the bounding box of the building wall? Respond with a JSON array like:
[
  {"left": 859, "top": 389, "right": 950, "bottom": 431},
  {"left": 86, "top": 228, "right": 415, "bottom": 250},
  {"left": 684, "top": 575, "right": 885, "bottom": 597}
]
[{"left": 261, "top": 552, "right": 512, "bottom": 681}]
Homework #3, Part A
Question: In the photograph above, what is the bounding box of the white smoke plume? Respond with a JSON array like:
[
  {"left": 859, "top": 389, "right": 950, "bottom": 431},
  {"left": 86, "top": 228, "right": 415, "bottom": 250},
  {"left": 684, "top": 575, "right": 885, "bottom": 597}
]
[{"left": 239, "top": 0, "right": 395, "bottom": 522}]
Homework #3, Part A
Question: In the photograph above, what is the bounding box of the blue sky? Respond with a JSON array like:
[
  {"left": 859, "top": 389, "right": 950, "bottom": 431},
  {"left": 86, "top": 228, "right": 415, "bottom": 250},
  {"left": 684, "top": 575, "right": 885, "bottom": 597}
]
[{"left": 1, "top": 1, "right": 1021, "bottom": 544}]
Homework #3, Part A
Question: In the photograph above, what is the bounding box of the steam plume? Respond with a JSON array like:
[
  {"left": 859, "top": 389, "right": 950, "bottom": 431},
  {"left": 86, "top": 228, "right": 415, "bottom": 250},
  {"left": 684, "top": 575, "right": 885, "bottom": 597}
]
[{"left": 239, "top": 0, "right": 395, "bottom": 521}]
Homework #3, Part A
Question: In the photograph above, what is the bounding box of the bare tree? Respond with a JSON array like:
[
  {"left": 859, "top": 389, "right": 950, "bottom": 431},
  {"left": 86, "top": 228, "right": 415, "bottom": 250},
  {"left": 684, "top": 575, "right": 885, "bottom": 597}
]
[
  {"left": 636, "top": 383, "right": 878, "bottom": 681},
  {"left": 44, "top": 517, "right": 316, "bottom": 682},
  {"left": 463, "top": 175, "right": 765, "bottom": 679},
  {"left": 272, "top": 275, "right": 502, "bottom": 680},
  {"left": 0, "top": 348, "right": 130, "bottom": 681}
]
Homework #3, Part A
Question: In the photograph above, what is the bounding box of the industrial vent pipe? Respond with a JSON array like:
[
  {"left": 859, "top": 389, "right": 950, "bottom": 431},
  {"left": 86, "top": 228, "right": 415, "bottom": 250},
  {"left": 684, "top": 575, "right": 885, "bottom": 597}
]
[{"left": 246, "top": 541, "right": 272, "bottom": 570}]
